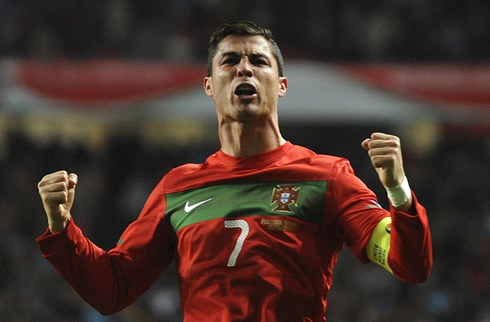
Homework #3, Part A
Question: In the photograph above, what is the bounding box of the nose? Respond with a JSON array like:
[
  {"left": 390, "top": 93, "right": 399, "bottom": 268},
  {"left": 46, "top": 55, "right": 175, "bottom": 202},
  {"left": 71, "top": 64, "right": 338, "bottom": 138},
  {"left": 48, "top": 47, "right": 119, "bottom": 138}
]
[{"left": 236, "top": 58, "right": 253, "bottom": 77}]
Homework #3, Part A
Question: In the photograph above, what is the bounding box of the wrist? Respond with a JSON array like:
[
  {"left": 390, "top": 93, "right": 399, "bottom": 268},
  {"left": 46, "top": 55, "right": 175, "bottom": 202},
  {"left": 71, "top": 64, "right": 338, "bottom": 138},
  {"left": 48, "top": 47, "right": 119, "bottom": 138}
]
[
  {"left": 48, "top": 216, "right": 71, "bottom": 233},
  {"left": 385, "top": 176, "right": 411, "bottom": 208}
]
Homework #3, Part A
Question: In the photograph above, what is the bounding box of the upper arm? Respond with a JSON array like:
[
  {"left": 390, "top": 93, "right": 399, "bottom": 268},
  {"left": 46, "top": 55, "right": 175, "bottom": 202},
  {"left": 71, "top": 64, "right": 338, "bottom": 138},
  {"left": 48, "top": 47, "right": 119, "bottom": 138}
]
[{"left": 366, "top": 216, "right": 393, "bottom": 274}]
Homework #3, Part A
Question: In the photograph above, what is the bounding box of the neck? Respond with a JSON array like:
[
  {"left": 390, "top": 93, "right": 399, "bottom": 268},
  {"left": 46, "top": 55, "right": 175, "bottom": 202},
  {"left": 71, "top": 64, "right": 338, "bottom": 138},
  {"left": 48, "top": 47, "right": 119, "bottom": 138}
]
[{"left": 219, "top": 117, "right": 286, "bottom": 157}]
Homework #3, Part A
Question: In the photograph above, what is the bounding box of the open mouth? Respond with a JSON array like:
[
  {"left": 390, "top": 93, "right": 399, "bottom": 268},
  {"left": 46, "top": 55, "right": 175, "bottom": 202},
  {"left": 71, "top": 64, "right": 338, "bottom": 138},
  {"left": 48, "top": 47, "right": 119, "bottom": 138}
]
[{"left": 234, "top": 83, "right": 257, "bottom": 98}]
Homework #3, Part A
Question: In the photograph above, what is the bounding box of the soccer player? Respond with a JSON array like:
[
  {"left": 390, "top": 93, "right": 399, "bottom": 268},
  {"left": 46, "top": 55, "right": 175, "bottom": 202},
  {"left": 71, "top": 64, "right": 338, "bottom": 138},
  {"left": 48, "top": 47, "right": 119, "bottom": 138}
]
[{"left": 37, "top": 21, "right": 432, "bottom": 321}]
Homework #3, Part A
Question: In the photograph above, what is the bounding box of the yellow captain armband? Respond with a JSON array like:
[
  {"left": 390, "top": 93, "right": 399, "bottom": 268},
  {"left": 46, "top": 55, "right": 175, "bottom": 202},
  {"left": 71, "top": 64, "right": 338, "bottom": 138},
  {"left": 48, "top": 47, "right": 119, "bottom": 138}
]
[{"left": 367, "top": 217, "right": 393, "bottom": 274}]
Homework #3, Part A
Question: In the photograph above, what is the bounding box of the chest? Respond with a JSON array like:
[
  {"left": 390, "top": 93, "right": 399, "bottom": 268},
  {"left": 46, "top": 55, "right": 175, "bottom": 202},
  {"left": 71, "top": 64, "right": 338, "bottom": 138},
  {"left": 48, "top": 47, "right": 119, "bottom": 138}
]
[{"left": 165, "top": 180, "right": 328, "bottom": 232}]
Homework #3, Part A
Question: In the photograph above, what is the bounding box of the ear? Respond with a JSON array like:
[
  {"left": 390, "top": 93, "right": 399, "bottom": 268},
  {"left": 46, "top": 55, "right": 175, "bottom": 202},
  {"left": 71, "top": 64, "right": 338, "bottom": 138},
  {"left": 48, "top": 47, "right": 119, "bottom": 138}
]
[
  {"left": 203, "top": 76, "right": 213, "bottom": 97},
  {"left": 278, "top": 77, "right": 288, "bottom": 97}
]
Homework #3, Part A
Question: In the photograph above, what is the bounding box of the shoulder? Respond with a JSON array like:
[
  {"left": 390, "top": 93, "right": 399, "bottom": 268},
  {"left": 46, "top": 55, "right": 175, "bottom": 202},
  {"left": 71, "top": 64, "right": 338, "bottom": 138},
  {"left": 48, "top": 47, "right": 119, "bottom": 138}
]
[
  {"left": 290, "top": 144, "right": 353, "bottom": 173},
  {"left": 250, "top": 143, "right": 354, "bottom": 183},
  {"left": 159, "top": 151, "right": 223, "bottom": 192},
  {"left": 161, "top": 163, "right": 204, "bottom": 191}
]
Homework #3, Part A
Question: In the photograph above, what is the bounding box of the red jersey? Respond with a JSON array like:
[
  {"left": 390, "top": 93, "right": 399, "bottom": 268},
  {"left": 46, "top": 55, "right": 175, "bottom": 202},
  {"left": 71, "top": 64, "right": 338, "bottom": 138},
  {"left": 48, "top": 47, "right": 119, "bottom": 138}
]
[{"left": 37, "top": 142, "right": 432, "bottom": 321}]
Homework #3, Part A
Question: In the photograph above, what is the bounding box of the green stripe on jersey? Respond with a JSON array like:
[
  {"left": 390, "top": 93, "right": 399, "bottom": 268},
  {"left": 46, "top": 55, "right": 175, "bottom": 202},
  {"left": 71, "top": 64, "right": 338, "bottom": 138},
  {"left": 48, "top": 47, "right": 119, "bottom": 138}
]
[{"left": 166, "top": 181, "right": 327, "bottom": 231}]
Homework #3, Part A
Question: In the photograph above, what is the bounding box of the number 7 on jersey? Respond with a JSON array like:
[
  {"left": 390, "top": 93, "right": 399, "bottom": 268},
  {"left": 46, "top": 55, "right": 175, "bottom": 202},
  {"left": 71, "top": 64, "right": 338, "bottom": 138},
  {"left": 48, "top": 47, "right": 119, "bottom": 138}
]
[{"left": 224, "top": 220, "right": 250, "bottom": 267}]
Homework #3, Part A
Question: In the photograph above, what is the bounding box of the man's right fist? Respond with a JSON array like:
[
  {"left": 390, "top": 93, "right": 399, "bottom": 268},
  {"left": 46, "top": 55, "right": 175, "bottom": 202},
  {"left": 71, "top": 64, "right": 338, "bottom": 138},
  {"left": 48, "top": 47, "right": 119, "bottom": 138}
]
[{"left": 38, "top": 170, "right": 78, "bottom": 233}]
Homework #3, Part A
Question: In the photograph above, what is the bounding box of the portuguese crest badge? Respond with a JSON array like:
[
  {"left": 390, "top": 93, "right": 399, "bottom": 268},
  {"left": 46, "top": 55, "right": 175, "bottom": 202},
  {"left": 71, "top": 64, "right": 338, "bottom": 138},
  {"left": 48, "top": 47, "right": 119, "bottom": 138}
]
[{"left": 270, "top": 184, "right": 300, "bottom": 212}]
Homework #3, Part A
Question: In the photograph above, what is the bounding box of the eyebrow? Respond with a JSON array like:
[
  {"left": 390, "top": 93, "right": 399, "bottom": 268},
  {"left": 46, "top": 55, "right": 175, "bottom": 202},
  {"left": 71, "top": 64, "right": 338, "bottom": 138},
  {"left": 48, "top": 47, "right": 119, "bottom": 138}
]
[{"left": 219, "top": 51, "right": 271, "bottom": 62}]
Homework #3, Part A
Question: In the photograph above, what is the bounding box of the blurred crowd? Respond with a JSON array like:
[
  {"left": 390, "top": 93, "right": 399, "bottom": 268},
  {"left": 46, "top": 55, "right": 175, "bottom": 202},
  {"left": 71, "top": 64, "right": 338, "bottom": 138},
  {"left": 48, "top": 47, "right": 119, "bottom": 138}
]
[
  {"left": 0, "top": 0, "right": 489, "bottom": 62},
  {"left": 0, "top": 123, "right": 489, "bottom": 321}
]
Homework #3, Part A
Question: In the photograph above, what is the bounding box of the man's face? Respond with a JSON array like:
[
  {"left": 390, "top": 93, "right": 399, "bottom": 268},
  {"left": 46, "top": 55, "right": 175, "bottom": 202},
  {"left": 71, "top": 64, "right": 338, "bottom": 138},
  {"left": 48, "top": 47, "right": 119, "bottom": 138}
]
[{"left": 204, "top": 35, "right": 287, "bottom": 122}]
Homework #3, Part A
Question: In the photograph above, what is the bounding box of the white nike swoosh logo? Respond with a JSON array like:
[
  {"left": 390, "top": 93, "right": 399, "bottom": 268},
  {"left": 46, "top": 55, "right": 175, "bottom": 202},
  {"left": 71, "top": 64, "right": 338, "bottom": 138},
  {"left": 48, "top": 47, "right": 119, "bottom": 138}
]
[{"left": 184, "top": 198, "right": 214, "bottom": 213}]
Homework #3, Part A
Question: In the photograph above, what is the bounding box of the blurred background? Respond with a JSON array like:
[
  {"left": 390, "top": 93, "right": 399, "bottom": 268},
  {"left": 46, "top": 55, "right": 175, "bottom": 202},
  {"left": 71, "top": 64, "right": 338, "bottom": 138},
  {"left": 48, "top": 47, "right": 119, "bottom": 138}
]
[{"left": 1, "top": 0, "right": 489, "bottom": 321}]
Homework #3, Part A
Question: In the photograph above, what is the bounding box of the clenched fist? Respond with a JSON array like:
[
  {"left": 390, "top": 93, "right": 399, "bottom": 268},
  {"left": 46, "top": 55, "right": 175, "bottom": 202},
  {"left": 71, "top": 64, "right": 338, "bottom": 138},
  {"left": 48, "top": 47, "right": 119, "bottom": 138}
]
[
  {"left": 38, "top": 170, "right": 78, "bottom": 233},
  {"left": 361, "top": 132, "right": 406, "bottom": 188},
  {"left": 361, "top": 132, "right": 414, "bottom": 212}
]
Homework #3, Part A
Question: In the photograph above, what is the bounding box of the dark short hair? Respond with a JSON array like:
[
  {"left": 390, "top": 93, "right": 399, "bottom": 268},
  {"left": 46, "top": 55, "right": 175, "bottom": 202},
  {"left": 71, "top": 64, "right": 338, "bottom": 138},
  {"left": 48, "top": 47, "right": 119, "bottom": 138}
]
[{"left": 207, "top": 21, "right": 285, "bottom": 77}]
